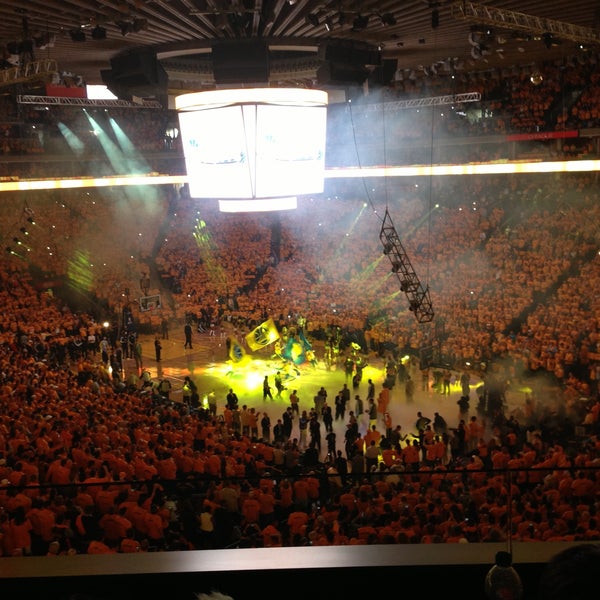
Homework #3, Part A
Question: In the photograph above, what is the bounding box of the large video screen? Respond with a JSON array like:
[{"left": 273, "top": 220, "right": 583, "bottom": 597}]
[{"left": 178, "top": 91, "right": 327, "bottom": 200}]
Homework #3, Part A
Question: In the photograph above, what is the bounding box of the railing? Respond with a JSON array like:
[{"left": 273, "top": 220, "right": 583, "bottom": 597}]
[{"left": 1, "top": 463, "right": 597, "bottom": 556}]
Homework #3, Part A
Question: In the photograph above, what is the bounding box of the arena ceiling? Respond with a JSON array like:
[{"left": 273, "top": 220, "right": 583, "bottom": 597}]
[{"left": 1, "top": 1, "right": 599, "bottom": 97}]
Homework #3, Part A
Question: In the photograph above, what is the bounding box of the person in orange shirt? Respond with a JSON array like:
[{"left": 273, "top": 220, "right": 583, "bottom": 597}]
[
  {"left": 86, "top": 539, "right": 116, "bottom": 554},
  {"left": 381, "top": 446, "right": 397, "bottom": 468},
  {"left": 278, "top": 479, "right": 294, "bottom": 516},
  {"left": 377, "top": 387, "right": 390, "bottom": 417},
  {"left": 258, "top": 488, "right": 276, "bottom": 528},
  {"left": 292, "top": 478, "right": 310, "bottom": 510},
  {"left": 241, "top": 491, "right": 261, "bottom": 525},
  {"left": 383, "top": 412, "right": 393, "bottom": 439},
  {"left": 27, "top": 497, "right": 56, "bottom": 554},
  {"left": 364, "top": 425, "right": 382, "bottom": 448},
  {"left": 287, "top": 510, "right": 309, "bottom": 542},
  {"left": 99, "top": 505, "right": 133, "bottom": 545},
  {"left": 5, "top": 506, "right": 33, "bottom": 556},
  {"left": 261, "top": 523, "right": 282, "bottom": 547},
  {"left": 402, "top": 439, "right": 421, "bottom": 471},
  {"left": 143, "top": 503, "right": 167, "bottom": 549}
]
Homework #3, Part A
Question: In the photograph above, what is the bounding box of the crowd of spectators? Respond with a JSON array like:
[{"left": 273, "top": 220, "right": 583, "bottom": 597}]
[
  {"left": 0, "top": 164, "right": 599, "bottom": 556},
  {"left": 1, "top": 50, "right": 600, "bottom": 176},
  {"left": 0, "top": 49, "right": 600, "bottom": 557}
]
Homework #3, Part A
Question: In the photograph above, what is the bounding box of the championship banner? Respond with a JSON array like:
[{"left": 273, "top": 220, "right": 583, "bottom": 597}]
[{"left": 245, "top": 318, "right": 280, "bottom": 351}]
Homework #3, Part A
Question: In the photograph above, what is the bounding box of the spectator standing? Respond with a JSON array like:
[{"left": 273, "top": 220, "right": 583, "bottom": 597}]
[
  {"left": 226, "top": 388, "right": 239, "bottom": 409},
  {"left": 322, "top": 402, "right": 334, "bottom": 433},
  {"left": 309, "top": 415, "right": 321, "bottom": 452},
  {"left": 289, "top": 389, "right": 300, "bottom": 415},
  {"left": 354, "top": 394, "right": 364, "bottom": 416},
  {"left": 207, "top": 390, "right": 217, "bottom": 418},
  {"left": 274, "top": 371, "right": 285, "bottom": 397},
  {"left": 260, "top": 412, "right": 271, "bottom": 442},
  {"left": 184, "top": 322, "right": 193, "bottom": 349},
  {"left": 134, "top": 337, "right": 143, "bottom": 374},
  {"left": 334, "top": 390, "right": 346, "bottom": 421},
  {"left": 326, "top": 430, "right": 337, "bottom": 459},
  {"left": 298, "top": 410, "right": 309, "bottom": 450},
  {"left": 158, "top": 378, "right": 172, "bottom": 402},
  {"left": 263, "top": 376, "right": 273, "bottom": 401},
  {"left": 433, "top": 412, "right": 448, "bottom": 435},
  {"left": 282, "top": 407, "right": 293, "bottom": 442},
  {"left": 154, "top": 336, "right": 162, "bottom": 362},
  {"left": 415, "top": 411, "right": 432, "bottom": 454}
]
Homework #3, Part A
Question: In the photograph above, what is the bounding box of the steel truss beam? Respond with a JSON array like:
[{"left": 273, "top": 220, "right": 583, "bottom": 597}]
[
  {"left": 362, "top": 92, "right": 481, "bottom": 113},
  {"left": 451, "top": 1, "right": 600, "bottom": 45},
  {"left": 17, "top": 95, "right": 162, "bottom": 109},
  {"left": 379, "top": 209, "right": 434, "bottom": 323}
]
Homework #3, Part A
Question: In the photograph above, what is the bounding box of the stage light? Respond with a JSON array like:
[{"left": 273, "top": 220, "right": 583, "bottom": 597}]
[
  {"left": 383, "top": 243, "right": 393, "bottom": 255},
  {"left": 391, "top": 262, "right": 401, "bottom": 273},
  {"left": 325, "top": 17, "right": 334, "bottom": 31}
]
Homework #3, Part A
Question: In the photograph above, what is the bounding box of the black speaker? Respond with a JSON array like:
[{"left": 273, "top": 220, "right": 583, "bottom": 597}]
[
  {"left": 100, "top": 69, "right": 131, "bottom": 100},
  {"left": 319, "top": 39, "right": 380, "bottom": 67},
  {"left": 368, "top": 59, "right": 398, "bottom": 86},
  {"left": 109, "top": 50, "right": 167, "bottom": 87},
  {"left": 102, "top": 50, "right": 167, "bottom": 99},
  {"left": 316, "top": 62, "right": 369, "bottom": 85},
  {"left": 212, "top": 40, "right": 269, "bottom": 84}
]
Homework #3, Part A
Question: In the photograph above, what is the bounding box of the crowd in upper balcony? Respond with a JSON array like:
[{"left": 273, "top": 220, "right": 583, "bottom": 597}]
[{"left": 0, "top": 51, "right": 599, "bottom": 172}]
